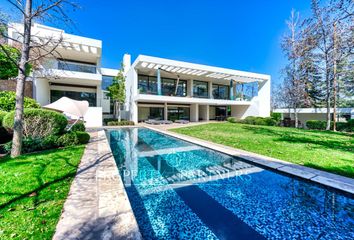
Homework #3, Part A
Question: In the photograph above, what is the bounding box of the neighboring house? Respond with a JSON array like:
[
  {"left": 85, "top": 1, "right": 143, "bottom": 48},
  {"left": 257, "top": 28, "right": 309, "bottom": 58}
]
[
  {"left": 7, "top": 23, "right": 271, "bottom": 125},
  {"left": 273, "top": 108, "right": 354, "bottom": 128},
  {"left": 7, "top": 23, "right": 119, "bottom": 127},
  {"left": 124, "top": 55, "right": 271, "bottom": 123}
]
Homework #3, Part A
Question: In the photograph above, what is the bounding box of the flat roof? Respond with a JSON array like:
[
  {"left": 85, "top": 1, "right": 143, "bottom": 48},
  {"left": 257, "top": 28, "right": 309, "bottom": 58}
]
[
  {"left": 132, "top": 55, "right": 270, "bottom": 83},
  {"left": 273, "top": 108, "right": 353, "bottom": 114}
]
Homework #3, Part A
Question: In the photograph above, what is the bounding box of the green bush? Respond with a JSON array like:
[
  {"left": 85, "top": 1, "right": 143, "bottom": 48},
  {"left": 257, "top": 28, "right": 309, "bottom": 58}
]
[
  {"left": 244, "top": 116, "right": 257, "bottom": 125},
  {"left": 75, "top": 131, "right": 90, "bottom": 144},
  {"left": 0, "top": 110, "right": 7, "bottom": 126},
  {"left": 270, "top": 112, "right": 282, "bottom": 123},
  {"left": 71, "top": 121, "right": 85, "bottom": 132},
  {"left": 306, "top": 120, "right": 327, "bottom": 130},
  {"left": 264, "top": 117, "right": 277, "bottom": 126},
  {"left": 3, "top": 108, "right": 68, "bottom": 137},
  {"left": 107, "top": 120, "right": 135, "bottom": 126},
  {"left": 0, "top": 91, "right": 40, "bottom": 112},
  {"left": 2, "top": 135, "right": 60, "bottom": 154},
  {"left": 227, "top": 117, "right": 237, "bottom": 123},
  {"left": 336, "top": 122, "right": 348, "bottom": 132},
  {"left": 0, "top": 45, "right": 20, "bottom": 79},
  {"left": 0, "top": 110, "right": 11, "bottom": 144},
  {"left": 347, "top": 119, "right": 354, "bottom": 132},
  {"left": 58, "top": 132, "right": 79, "bottom": 147}
]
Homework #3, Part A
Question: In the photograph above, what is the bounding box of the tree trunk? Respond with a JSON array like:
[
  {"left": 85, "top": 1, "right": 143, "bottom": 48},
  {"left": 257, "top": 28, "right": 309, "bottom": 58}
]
[
  {"left": 332, "top": 22, "right": 337, "bottom": 131},
  {"left": 294, "top": 107, "right": 298, "bottom": 128},
  {"left": 117, "top": 102, "right": 121, "bottom": 122},
  {"left": 325, "top": 59, "right": 331, "bottom": 131},
  {"left": 11, "top": 0, "right": 32, "bottom": 158}
]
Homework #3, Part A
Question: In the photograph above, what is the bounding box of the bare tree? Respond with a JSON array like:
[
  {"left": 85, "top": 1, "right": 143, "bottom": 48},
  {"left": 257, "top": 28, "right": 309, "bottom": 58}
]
[
  {"left": 280, "top": 10, "right": 310, "bottom": 128},
  {"left": 310, "top": 0, "right": 353, "bottom": 130},
  {"left": 0, "top": 0, "right": 78, "bottom": 157}
]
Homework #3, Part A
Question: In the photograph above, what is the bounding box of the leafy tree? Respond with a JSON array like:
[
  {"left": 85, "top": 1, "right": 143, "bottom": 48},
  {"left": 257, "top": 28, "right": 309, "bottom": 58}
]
[
  {"left": 0, "top": 0, "right": 77, "bottom": 157},
  {"left": 0, "top": 44, "right": 20, "bottom": 79},
  {"left": 107, "top": 64, "right": 126, "bottom": 121},
  {"left": 0, "top": 91, "right": 40, "bottom": 112}
]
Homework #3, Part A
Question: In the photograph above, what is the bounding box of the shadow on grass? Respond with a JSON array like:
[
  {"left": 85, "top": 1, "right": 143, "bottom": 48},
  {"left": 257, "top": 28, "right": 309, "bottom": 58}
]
[
  {"left": 241, "top": 125, "right": 353, "bottom": 153},
  {"left": 0, "top": 147, "right": 112, "bottom": 211}
]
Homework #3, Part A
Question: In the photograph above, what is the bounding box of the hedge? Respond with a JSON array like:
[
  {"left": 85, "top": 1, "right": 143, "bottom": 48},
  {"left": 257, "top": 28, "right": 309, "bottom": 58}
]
[
  {"left": 0, "top": 110, "right": 10, "bottom": 144},
  {"left": 71, "top": 121, "right": 85, "bottom": 132},
  {"left": 0, "top": 110, "right": 7, "bottom": 126},
  {"left": 3, "top": 108, "right": 68, "bottom": 137},
  {"left": 0, "top": 91, "right": 40, "bottom": 112},
  {"left": 306, "top": 120, "right": 327, "bottom": 130},
  {"left": 107, "top": 120, "right": 135, "bottom": 126},
  {"left": 58, "top": 131, "right": 90, "bottom": 147},
  {"left": 227, "top": 116, "right": 277, "bottom": 126},
  {"left": 306, "top": 120, "right": 353, "bottom": 132}
]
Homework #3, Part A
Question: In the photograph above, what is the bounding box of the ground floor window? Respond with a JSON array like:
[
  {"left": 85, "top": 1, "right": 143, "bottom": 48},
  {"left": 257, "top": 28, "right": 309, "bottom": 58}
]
[
  {"left": 50, "top": 90, "right": 97, "bottom": 106},
  {"left": 138, "top": 106, "right": 164, "bottom": 121},
  {"left": 168, "top": 107, "right": 190, "bottom": 121},
  {"left": 210, "top": 106, "right": 229, "bottom": 120}
]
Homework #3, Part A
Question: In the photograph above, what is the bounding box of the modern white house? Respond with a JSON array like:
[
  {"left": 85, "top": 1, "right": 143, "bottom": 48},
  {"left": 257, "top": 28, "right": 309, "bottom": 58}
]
[
  {"left": 7, "top": 23, "right": 271, "bottom": 126},
  {"left": 7, "top": 23, "right": 119, "bottom": 127},
  {"left": 124, "top": 55, "right": 271, "bottom": 123}
]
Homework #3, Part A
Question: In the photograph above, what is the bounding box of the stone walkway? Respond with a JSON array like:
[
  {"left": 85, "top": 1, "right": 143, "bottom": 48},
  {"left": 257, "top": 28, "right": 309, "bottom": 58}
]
[
  {"left": 53, "top": 131, "right": 141, "bottom": 240},
  {"left": 145, "top": 125, "right": 354, "bottom": 195}
]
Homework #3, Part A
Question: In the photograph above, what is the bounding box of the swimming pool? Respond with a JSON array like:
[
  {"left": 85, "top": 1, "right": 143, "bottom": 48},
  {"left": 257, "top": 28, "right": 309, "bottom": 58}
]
[{"left": 108, "top": 127, "right": 354, "bottom": 240}]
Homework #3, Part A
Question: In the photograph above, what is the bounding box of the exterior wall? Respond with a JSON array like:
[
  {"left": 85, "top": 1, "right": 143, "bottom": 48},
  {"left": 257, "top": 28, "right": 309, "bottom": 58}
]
[
  {"left": 230, "top": 99, "right": 260, "bottom": 119},
  {"left": 199, "top": 105, "right": 209, "bottom": 121},
  {"left": 190, "top": 104, "right": 199, "bottom": 122},
  {"left": 257, "top": 77, "right": 271, "bottom": 117},
  {"left": 0, "top": 79, "right": 33, "bottom": 98},
  {"left": 34, "top": 78, "right": 50, "bottom": 105}
]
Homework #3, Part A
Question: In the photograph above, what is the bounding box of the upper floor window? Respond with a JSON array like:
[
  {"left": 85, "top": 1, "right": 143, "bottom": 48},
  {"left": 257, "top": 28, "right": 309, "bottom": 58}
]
[
  {"left": 193, "top": 80, "right": 209, "bottom": 98},
  {"left": 212, "top": 84, "right": 229, "bottom": 100},
  {"left": 236, "top": 82, "right": 258, "bottom": 101},
  {"left": 51, "top": 90, "right": 97, "bottom": 106},
  {"left": 138, "top": 75, "right": 187, "bottom": 97},
  {"left": 102, "top": 75, "right": 115, "bottom": 90},
  {"left": 58, "top": 59, "right": 97, "bottom": 74}
]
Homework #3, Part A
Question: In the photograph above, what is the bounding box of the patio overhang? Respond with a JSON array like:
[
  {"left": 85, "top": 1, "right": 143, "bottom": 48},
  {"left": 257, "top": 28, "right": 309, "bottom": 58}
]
[{"left": 133, "top": 55, "right": 270, "bottom": 84}]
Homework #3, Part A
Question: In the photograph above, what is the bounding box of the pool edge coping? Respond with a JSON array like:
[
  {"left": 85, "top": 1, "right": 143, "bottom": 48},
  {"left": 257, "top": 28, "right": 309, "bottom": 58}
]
[
  {"left": 142, "top": 125, "right": 354, "bottom": 195},
  {"left": 53, "top": 130, "right": 142, "bottom": 240}
]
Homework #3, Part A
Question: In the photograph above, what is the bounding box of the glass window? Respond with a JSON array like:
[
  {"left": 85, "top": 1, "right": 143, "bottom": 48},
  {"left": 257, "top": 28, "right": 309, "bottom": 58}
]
[
  {"left": 50, "top": 90, "right": 97, "bottom": 106},
  {"left": 150, "top": 107, "right": 164, "bottom": 120},
  {"left": 58, "top": 60, "right": 96, "bottom": 73},
  {"left": 236, "top": 82, "right": 258, "bottom": 101},
  {"left": 193, "top": 80, "right": 209, "bottom": 98},
  {"left": 168, "top": 107, "right": 190, "bottom": 121},
  {"left": 138, "top": 75, "right": 148, "bottom": 94},
  {"left": 212, "top": 84, "right": 229, "bottom": 99},
  {"left": 102, "top": 76, "right": 115, "bottom": 90},
  {"left": 162, "top": 78, "right": 175, "bottom": 96}
]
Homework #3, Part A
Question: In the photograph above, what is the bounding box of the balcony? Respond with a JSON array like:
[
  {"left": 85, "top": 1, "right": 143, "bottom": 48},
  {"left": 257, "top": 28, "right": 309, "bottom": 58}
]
[{"left": 38, "top": 59, "right": 102, "bottom": 84}]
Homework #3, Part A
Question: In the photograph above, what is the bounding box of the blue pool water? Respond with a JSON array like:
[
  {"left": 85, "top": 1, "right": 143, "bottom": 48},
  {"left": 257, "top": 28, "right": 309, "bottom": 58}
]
[{"left": 108, "top": 128, "right": 354, "bottom": 240}]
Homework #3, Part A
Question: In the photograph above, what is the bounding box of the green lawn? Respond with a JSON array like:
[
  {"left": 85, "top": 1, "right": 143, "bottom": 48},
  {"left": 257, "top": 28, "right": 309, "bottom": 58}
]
[
  {"left": 0, "top": 146, "right": 85, "bottom": 240},
  {"left": 172, "top": 123, "right": 354, "bottom": 178}
]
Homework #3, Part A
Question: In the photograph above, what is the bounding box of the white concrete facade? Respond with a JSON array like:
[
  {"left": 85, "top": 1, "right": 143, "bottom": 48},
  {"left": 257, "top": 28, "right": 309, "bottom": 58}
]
[
  {"left": 7, "top": 23, "right": 119, "bottom": 127},
  {"left": 124, "top": 55, "right": 271, "bottom": 123}
]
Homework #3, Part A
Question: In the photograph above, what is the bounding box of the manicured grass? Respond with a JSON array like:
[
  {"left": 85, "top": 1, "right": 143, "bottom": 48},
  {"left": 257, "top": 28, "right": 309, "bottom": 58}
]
[
  {"left": 172, "top": 123, "right": 354, "bottom": 178},
  {"left": 0, "top": 146, "right": 85, "bottom": 239}
]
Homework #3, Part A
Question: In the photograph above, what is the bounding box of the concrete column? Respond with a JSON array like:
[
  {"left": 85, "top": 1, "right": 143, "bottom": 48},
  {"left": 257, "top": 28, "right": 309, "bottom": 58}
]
[
  {"left": 208, "top": 81, "right": 213, "bottom": 99},
  {"left": 199, "top": 105, "right": 209, "bottom": 121},
  {"left": 230, "top": 80, "right": 234, "bottom": 100},
  {"left": 258, "top": 78, "right": 271, "bottom": 117},
  {"left": 164, "top": 103, "right": 168, "bottom": 120},
  {"left": 157, "top": 68, "right": 162, "bottom": 95},
  {"left": 188, "top": 79, "right": 193, "bottom": 97},
  {"left": 190, "top": 103, "right": 199, "bottom": 122}
]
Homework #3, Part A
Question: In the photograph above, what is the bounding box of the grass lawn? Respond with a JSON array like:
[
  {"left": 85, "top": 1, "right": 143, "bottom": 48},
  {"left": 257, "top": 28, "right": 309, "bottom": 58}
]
[
  {"left": 172, "top": 123, "right": 354, "bottom": 178},
  {"left": 0, "top": 145, "right": 85, "bottom": 240}
]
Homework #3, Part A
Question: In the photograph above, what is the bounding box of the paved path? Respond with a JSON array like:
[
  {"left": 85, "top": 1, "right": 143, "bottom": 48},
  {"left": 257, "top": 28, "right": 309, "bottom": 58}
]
[{"left": 53, "top": 131, "right": 141, "bottom": 240}]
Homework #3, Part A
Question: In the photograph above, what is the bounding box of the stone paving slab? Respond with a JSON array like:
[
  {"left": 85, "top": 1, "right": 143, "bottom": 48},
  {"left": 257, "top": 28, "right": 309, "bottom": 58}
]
[
  {"left": 53, "top": 131, "right": 142, "bottom": 240},
  {"left": 144, "top": 125, "right": 354, "bottom": 195}
]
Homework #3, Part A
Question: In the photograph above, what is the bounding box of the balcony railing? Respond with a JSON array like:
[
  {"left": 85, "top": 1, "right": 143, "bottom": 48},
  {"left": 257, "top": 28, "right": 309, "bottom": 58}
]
[{"left": 57, "top": 60, "right": 97, "bottom": 74}]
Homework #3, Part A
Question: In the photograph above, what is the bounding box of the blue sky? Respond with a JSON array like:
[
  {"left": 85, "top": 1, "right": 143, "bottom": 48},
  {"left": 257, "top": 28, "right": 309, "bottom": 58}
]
[{"left": 1, "top": 0, "right": 312, "bottom": 86}]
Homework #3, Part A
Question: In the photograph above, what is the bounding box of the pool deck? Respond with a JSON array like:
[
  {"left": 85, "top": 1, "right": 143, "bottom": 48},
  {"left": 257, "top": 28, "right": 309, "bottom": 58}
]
[
  {"left": 143, "top": 124, "right": 354, "bottom": 195},
  {"left": 53, "top": 131, "right": 142, "bottom": 240}
]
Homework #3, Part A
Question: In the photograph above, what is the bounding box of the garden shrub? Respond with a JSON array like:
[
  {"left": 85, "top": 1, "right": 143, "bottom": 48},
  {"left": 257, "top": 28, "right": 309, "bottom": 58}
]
[
  {"left": 107, "top": 120, "right": 135, "bottom": 126},
  {"left": 244, "top": 116, "right": 257, "bottom": 125},
  {"left": 336, "top": 122, "right": 348, "bottom": 132},
  {"left": 347, "top": 119, "right": 354, "bottom": 132},
  {"left": 0, "top": 45, "right": 20, "bottom": 79},
  {"left": 0, "top": 91, "right": 40, "bottom": 112},
  {"left": 58, "top": 132, "right": 79, "bottom": 147},
  {"left": 306, "top": 120, "right": 327, "bottom": 130},
  {"left": 75, "top": 131, "right": 90, "bottom": 144},
  {"left": 0, "top": 110, "right": 11, "bottom": 144},
  {"left": 2, "top": 135, "right": 60, "bottom": 154},
  {"left": 2, "top": 108, "right": 68, "bottom": 137},
  {"left": 264, "top": 117, "right": 277, "bottom": 126},
  {"left": 71, "top": 121, "right": 85, "bottom": 132},
  {"left": 270, "top": 112, "right": 282, "bottom": 123},
  {"left": 227, "top": 117, "right": 237, "bottom": 123}
]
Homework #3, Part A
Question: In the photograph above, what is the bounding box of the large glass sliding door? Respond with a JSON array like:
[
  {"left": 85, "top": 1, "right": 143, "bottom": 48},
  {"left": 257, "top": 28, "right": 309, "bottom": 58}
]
[
  {"left": 138, "top": 105, "right": 164, "bottom": 122},
  {"left": 193, "top": 80, "right": 209, "bottom": 98},
  {"left": 167, "top": 106, "right": 190, "bottom": 121}
]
